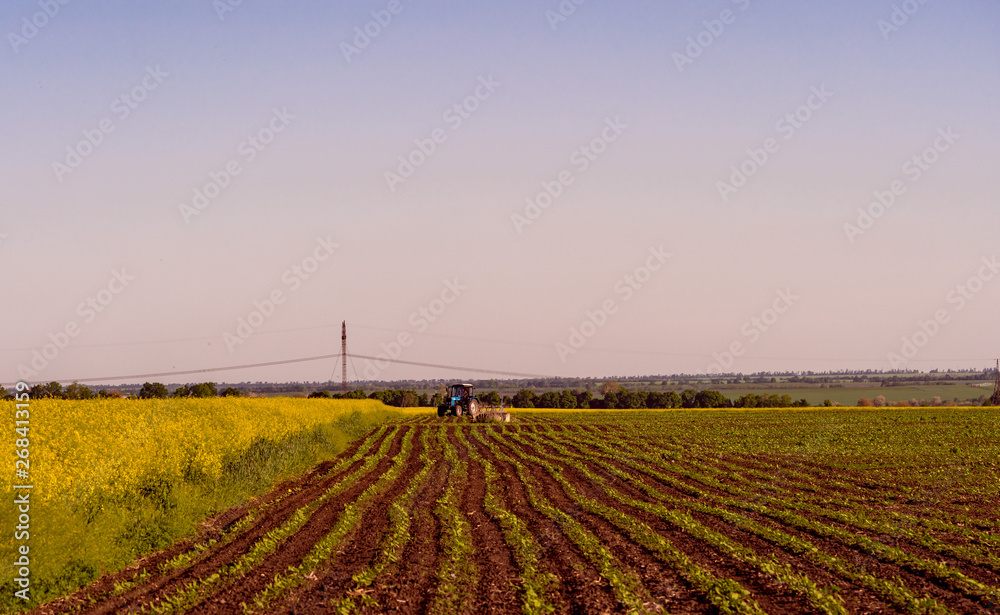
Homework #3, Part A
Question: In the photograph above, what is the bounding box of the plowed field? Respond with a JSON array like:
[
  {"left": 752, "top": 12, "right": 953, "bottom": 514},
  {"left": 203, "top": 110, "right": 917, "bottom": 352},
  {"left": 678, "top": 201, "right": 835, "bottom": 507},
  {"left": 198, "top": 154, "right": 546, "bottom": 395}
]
[{"left": 31, "top": 411, "right": 1000, "bottom": 615}]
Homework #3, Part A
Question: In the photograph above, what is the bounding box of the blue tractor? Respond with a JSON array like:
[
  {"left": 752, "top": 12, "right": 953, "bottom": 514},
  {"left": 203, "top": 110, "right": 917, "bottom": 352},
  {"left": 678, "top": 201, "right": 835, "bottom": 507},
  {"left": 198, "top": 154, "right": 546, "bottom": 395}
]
[{"left": 437, "top": 383, "right": 480, "bottom": 417}]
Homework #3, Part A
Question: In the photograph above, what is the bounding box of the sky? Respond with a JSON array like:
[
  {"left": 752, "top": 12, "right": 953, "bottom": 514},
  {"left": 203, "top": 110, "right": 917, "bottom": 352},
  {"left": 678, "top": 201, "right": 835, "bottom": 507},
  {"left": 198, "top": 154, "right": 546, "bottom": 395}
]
[{"left": 1, "top": 0, "right": 998, "bottom": 386}]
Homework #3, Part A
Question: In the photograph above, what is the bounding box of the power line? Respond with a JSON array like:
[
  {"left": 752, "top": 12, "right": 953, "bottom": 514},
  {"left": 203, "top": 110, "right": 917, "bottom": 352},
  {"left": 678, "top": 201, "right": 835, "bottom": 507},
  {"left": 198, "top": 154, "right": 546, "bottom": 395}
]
[
  {"left": 349, "top": 354, "right": 552, "bottom": 379},
  {"left": 3, "top": 352, "right": 554, "bottom": 387}
]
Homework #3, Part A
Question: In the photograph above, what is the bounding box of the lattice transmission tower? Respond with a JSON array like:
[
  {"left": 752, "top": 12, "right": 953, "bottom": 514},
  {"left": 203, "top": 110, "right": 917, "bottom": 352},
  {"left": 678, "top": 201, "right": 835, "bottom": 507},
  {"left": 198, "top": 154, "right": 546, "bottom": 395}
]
[{"left": 342, "top": 321, "right": 348, "bottom": 394}]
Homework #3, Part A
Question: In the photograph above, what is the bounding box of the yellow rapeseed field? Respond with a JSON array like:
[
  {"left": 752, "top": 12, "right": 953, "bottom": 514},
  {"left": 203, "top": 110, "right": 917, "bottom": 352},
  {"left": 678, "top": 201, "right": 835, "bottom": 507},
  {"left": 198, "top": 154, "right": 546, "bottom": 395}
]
[{"left": 3, "top": 397, "right": 392, "bottom": 505}]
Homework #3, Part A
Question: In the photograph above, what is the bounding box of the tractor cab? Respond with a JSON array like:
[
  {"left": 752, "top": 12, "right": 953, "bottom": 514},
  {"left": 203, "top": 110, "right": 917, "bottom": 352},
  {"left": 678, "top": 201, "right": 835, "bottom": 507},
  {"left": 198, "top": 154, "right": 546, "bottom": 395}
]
[{"left": 438, "top": 383, "right": 480, "bottom": 417}]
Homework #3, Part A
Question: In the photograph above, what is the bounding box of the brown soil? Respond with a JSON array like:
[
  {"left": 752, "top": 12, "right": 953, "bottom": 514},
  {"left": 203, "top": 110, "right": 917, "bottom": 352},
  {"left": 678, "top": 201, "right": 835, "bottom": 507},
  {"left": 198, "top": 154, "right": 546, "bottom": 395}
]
[{"left": 32, "top": 422, "right": 1000, "bottom": 615}]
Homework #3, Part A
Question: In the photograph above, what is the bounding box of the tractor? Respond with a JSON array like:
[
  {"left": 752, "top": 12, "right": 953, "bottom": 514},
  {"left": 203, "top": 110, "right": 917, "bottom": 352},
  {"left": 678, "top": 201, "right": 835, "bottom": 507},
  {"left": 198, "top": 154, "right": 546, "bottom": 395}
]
[{"left": 437, "top": 383, "right": 480, "bottom": 417}]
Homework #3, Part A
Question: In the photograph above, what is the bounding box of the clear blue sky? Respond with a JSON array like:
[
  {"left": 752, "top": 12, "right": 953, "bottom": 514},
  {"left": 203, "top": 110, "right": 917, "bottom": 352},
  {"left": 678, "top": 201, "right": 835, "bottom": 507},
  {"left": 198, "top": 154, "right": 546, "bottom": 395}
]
[{"left": 2, "top": 0, "right": 998, "bottom": 385}]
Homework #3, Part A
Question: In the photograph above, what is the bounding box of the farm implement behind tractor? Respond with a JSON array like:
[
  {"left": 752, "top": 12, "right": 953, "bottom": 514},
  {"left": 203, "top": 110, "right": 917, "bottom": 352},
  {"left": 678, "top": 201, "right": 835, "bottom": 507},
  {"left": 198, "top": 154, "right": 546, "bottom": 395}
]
[{"left": 437, "top": 383, "right": 510, "bottom": 422}]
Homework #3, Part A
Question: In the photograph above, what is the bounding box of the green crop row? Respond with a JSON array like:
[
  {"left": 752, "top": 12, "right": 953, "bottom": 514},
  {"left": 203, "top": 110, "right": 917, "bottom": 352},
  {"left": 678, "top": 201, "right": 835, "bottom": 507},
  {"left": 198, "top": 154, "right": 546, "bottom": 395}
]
[
  {"left": 497, "top": 431, "right": 767, "bottom": 615},
  {"left": 333, "top": 426, "right": 436, "bottom": 614},
  {"left": 454, "top": 427, "right": 559, "bottom": 615},
  {"left": 471, "top": 429, "right": 655, "bottom": 615},
  {"left": 429, "top": 426, "right": 479, "bottom": 615},
  {"left": 247, "top": 427, "right": 420, "bottom": 613},
  {"left": 145, "top": 426, "right": 403, "bottom": 614},
  {"left": 660, "top": 454, "right": 1000, "bottom": 604},
  {"left": 675, "top": 451, "right": 1000, "bottom": 574},
  {"left": 544, "top": 427, "right": 953, "bottom": 615},
  {"left": 682, "top": 449, "right": 1000, "bottom": 551},
  {"left": 516, "top": 430, "right": 847, "bottom": 615}
]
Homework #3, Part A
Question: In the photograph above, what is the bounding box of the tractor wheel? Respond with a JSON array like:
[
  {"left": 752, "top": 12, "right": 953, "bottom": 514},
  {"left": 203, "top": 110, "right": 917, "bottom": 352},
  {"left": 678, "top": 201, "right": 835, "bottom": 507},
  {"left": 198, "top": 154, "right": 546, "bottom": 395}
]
[
  {"left": 468, "top": 399, "right": 479, "bottom": 418},
  {"left": 437, "top": 405, "right": 447, "bottom": 418}
]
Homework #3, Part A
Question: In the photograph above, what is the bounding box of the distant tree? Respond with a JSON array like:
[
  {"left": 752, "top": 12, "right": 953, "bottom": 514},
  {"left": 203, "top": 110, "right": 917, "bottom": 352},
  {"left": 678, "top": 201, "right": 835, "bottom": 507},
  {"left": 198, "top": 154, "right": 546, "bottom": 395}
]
[
  {"left": 344, "top": 389, "right": 367, "bottom": 400},
  {"left": 617, "top": 390, "right": 646, "bottom": 409},
  {"left": 822, "top": 399, "right": 833, "bottom": 407},
  {"left": 680, "top": 389, "right": 699, "bottom": 408},
  {"left": 98, "top": 389, "right": 124, "bottom": 398},
  {"left": 0, "top": 386, "right": 8, "bottom": 401},
  {"left": 559, "top": 390, "right": 578, "bottom": 409},
  {"left": 64, "top": 382, "right": 95, "bottom": 400},
  {"left": 575, "top": 390, "right": 594, "bottom": 409},
  {"left": 138, "top": 382, "right": 170, "bottom": 399},
  {"left": 874, "top": 395, "right": 887, "bottom": 407},
  {"left": 400, "top": 391, "right": 419, "bottom": 407},
  {"left": 430, "top": 393, "right": 444, "bottom": 407},
  {"left": 479, "top": 390, "right": 501, "bottom": 407},
  {"left": 792, "top": 398, "right": 809, "bottom": 407},
  {"left": 857, "top": 397, "right": 874, "bottom": 407},
  {"left": 602, "top": 391, "right": 619, "bottom": 409},
  {"left": 172, "top": 385, "right": 190, "bottom": 398},
  {"left": 735, "top": 393, "right": 763, "bottom": 408},
  {"left": 418, "top": 393, "right": 429, "bottom": 407},
  {"left": 512, "top": 389, "right": 537, "bottom": 408},
  {"left": 30, "top": 382, "right": 62, "bottom": 399},
  {"left": 931, "top": 396, "right": 942, "bottom": 406},
  {"left": 536, "top": 392, "right": 561, "bottom": 409},
  {"left": 221, "top": 387, "right": 243, "bottom": 397},
  {"left": 600, "top": 380, "right": 621, "bottom": 396},
  {"left": 694, "top": 390, "right": 731, "bottom": 409},
  {"left": 189, "top": 383, "right": 218, "bottom": 398},
  {"left": 309, "top": 390, "right": 332, "bottom": 399}
]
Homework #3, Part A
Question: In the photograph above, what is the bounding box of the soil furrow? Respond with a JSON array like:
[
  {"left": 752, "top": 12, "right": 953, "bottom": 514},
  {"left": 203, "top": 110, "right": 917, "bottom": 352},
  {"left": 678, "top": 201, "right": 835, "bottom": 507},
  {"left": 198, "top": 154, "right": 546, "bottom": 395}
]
[
  {"left": 470, "top": 427, "right": 619, "bottom": 615},
  {"left": 450, "top": 426, "right": 521, "bottom": 614}
]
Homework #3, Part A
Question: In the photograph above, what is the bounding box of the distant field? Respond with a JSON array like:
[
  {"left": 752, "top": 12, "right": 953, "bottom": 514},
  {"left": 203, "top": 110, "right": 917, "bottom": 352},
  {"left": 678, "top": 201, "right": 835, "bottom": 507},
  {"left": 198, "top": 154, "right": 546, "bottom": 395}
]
[
  {"left": 716, "top": 384, "right": 989, "bottom": 406},
  {"left": 31, "top": 406, "right": 1000, "bottom": 615}
]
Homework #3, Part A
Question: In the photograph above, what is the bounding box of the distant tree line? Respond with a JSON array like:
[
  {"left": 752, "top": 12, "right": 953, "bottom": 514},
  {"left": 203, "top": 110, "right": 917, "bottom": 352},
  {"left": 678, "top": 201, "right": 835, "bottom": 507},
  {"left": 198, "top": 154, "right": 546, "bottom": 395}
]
[
  {"left": 0, "top": 381, "right": 246, "bottom": 400},
  {"left": 502, "top": 388, "right": 808, "bottom": 409}
]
